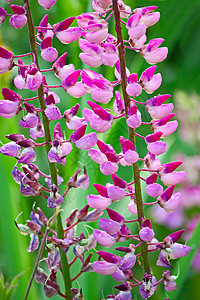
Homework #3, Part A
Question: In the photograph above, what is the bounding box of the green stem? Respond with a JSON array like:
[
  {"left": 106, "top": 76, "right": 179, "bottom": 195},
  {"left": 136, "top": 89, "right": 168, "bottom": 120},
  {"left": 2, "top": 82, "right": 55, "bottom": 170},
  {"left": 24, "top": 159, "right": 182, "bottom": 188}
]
[
  {"left": 24, "top": 0, "right": 72, "bottom": 297},
  {"left": 112, "top": 0, "right": 150, "bottom": 274}
]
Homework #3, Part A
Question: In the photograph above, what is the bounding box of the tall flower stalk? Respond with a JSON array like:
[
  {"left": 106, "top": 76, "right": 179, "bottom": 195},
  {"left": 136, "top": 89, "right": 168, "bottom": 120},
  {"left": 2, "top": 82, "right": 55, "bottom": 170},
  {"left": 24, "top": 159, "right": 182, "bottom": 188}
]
[
  {"left": 112, "top": 0, "right": 150, "bottom": 274},
  {"left": 0, "top": 0, "right": 191, "bottom": 299}
]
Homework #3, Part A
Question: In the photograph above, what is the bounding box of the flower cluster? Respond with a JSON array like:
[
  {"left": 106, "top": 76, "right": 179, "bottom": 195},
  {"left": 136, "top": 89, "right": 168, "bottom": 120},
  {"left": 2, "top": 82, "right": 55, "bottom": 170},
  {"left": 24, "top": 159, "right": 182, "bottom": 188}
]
[{"left": 0, "top": 0, "right": 191, "bottom": 299}]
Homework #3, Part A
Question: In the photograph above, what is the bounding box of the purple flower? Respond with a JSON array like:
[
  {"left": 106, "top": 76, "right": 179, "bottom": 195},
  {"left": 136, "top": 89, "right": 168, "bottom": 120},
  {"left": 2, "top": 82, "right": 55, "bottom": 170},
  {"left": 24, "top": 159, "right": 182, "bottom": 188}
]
[
  {"left": 9, "top": 5, "right": 27, "bottom": 29},
  {"left": 157, "top": 186, "right": 181, "bottom": 213},
  {"left": 93, "top": 261, "right": 118, "bottom": 275},
  {"left": 146, "top": 173, "right": 163, "bottom": 198},
  {"left": 27, "top": 234, "right": 39, "bottom": 252},
  {"left": 41, "top": 36, "right": 58, "bottom": 62},
  {"left": 54, "top": 17, "right": 81, "bottom": 44},
  {"left": 139, "top": 219, "right": 155, "bottom": 242},
  {"left": 0, "top": 142, "right": 21, "bottom": 157},
  {"left": 93, "top": 229, "right": 116, "bottom": 247},
  {"left": 18, "top": 148, "right": 36, "bottom": 164},
  {"left": 47, "top": 185, "right": 63, "bottom": 208},
  {"left": 163, "top": 270, "right": 177, "bottom": 292}
]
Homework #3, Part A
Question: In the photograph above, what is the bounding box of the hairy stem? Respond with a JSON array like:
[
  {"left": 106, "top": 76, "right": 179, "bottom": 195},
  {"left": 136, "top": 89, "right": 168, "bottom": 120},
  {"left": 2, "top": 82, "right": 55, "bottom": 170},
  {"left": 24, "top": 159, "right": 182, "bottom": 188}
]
[
  {"left": 112, "top": 0, "right": 150, "bottom": 274},
  {"left": 24, "top": 0, "right": 72, "bottom": 297}
]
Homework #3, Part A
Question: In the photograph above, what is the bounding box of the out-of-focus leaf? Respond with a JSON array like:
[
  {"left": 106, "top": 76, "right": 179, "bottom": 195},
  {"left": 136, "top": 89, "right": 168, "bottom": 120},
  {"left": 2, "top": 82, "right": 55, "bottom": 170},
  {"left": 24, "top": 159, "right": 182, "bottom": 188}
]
[{"left": 169, "top": 220, "right": 200, "bottom": 300}]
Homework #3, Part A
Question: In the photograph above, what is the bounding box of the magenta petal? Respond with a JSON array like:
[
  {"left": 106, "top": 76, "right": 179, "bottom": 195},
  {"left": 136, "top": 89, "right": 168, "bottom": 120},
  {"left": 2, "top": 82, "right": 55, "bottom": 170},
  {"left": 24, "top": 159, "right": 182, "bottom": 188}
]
[
  {"left": 45, "top": 105, "right": 61, "bottom": 120},
  {"left": 93, "top": 229, "right": 116, "bottom": 247},
  {"left": 146, "top": 183, "right": 163, "bottom": 198},
  {"left": 87, "top": 194, "right": 111, "bottom": 209},
  {"left": 93, "top": 183, "right": 108, "bottom": 197},
  {"left": 112, "top": 269, "right": 127, "bottom": 282},
  {"left": 101, "top": 53, "right": 119, "bottom": 67},
  {"left": 100, "top": 162, "right": 118, "bottom": 175},
  {"left": 161, "top": 172, "right": 186, "bottom": 186},
  {"left": 0, "top": 100, "right": 19, "bottom": 118},
  {"left": 85, "top": 28, "right": 108, "bottom": 44},
  {"left": 149, "top": 103, "right": 174, "bottom": 120},
  {"left": 154, "top": 121, "right": 178, "bottom": 138},
  {"left": 91, "top": 89, "right": 113, "bottom": 104},
  {"left": 41, "top": 47, "right": 58, "bottom": 62},
  {"left": 107, "top": 186, "right": 126, "bottom": 201},
  {"left": 56, "top": 27, "right": 81, "bottom": 44},
  {"left": 119, "top": 253, "right": 136, "bottom": 271},
  {"left": 144, "top": 47, "right": 168, "bottom": 64},
  {"left": 163, "top": 192, "right": 182, "bottom": 213},
  {"left": 147, "top": 141, "right": 167, "bottom": 156},
  {"left": 75, "top": 132, "right": 97, "bottom": 150},
  {"left": 27, "top": 71, "right": 42, "bottom": 91},
  {"left": 61, "top": 70, "right": 81, "bottom": 90},
  {"left": 90, "top": 117, "right": 112, "bottom": 133},
  {"left": 106, "top": 208, "right": 125, "bottom": 224},
  {"left": 0, "top": 142, "right": 21, "bottom": 157},
  {"left": 170, "top": 243, "right": 191, "bottom": 259},
  {"left": 79, "top": 52, "right": 102, "bottom": 68},
  {"left": 126, "top": 83, "right": 142, "bottom": 98},
  {"left": 19, "top": 114, "right": 38, "bottom": 128},
  {"left": 126, "top": 114, "right": 141, "bottom": 129},
  {"left": 88, "top": 148, "right": 107, "bottom": 164},
  {"left": 124, "top": 150, "right": 139, "bottom": 165},
  {"left": 139, "top": 227, "right": 155, "bottom": 242},
  {"left": 9, "top": 14, "right": 27, "bottom": 29},
  {"left": 128, "top": 23, "right": 146, "bottom": 40},
  {"left": 18, "top": 148, "right": 36, "bottom": 164},
  {"left": 38, "top": 0, "right": 57, "bottom": 10},
  {"left": 93, "top": 261, "right": 118, "bottom": 275},
  {"left": 99, "top": 218, "right": 121, "bottom": 235},
  {"left": 67, "top": 82, "right": 87, "bottom": 98}
]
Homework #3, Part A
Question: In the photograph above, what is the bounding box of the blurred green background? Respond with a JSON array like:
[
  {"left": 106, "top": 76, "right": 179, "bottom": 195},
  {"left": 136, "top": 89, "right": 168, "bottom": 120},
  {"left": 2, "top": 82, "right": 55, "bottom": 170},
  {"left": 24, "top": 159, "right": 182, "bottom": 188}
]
[{"left": 0, "top": 0, "right": 200, "bottom": 299}]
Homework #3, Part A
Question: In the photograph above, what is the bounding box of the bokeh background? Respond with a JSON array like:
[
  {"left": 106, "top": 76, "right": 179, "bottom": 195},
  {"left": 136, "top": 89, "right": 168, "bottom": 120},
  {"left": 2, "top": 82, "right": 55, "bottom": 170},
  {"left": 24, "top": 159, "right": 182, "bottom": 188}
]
[{"left": 0, "top": 0, "right": 200, "bottom": 299}]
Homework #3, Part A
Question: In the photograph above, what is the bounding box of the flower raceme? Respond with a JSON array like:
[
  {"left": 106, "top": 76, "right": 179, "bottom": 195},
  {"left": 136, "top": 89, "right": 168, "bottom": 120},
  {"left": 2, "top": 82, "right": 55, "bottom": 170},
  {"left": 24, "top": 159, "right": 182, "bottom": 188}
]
[{"left": 0, "top": 1, "right": 190, "bottom": 299}]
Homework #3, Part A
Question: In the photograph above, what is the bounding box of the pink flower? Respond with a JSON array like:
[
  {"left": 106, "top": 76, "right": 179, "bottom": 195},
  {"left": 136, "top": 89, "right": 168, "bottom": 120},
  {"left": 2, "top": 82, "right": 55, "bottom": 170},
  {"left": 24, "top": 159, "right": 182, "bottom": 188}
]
[
  {"left": 146, "top": 174, "right": 163, "bottom": 198},
  {"left": 93, "top": 261, "right": 118, "bottom": 275},
  {"left": 93, "top": 229, "right": 116, "bottom": 247},
  {"left": 139, "top": 219, "right": 155, "bottom": 242},
  {"left": 83, "top": 20, "right": 108, "bottom": 44},
  {"left": 54, "top": 18, "right": 81, "bottom": 44},
  {"left": 126, "top": 73, "right": 142, "bottom": 97},
  {"left": 139, "top": 66, "right": 162, "bottom": 94},
  {"left": 38, "top": 0, "right": 57, "bottom": 10},
  {"left": 0, "top": 47, "right": 14, "bottom": 74},
  {"left": 26, "top": 65, "right": 42, "bottom": 91},
  {"left": 9, "top": 5, "right": 27, "bottom": 29},
  {"left": 141, "top": 38, "right": 168, "bottom": 64},
  {"left": 157, "top": 186, "right": 181, "bottom": 213},
  {"left": 41, "top": 37, "right": 58, "bottom": 62},
  {"left": 0, "top": 88, "right": 21, "bottom": 118}
]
